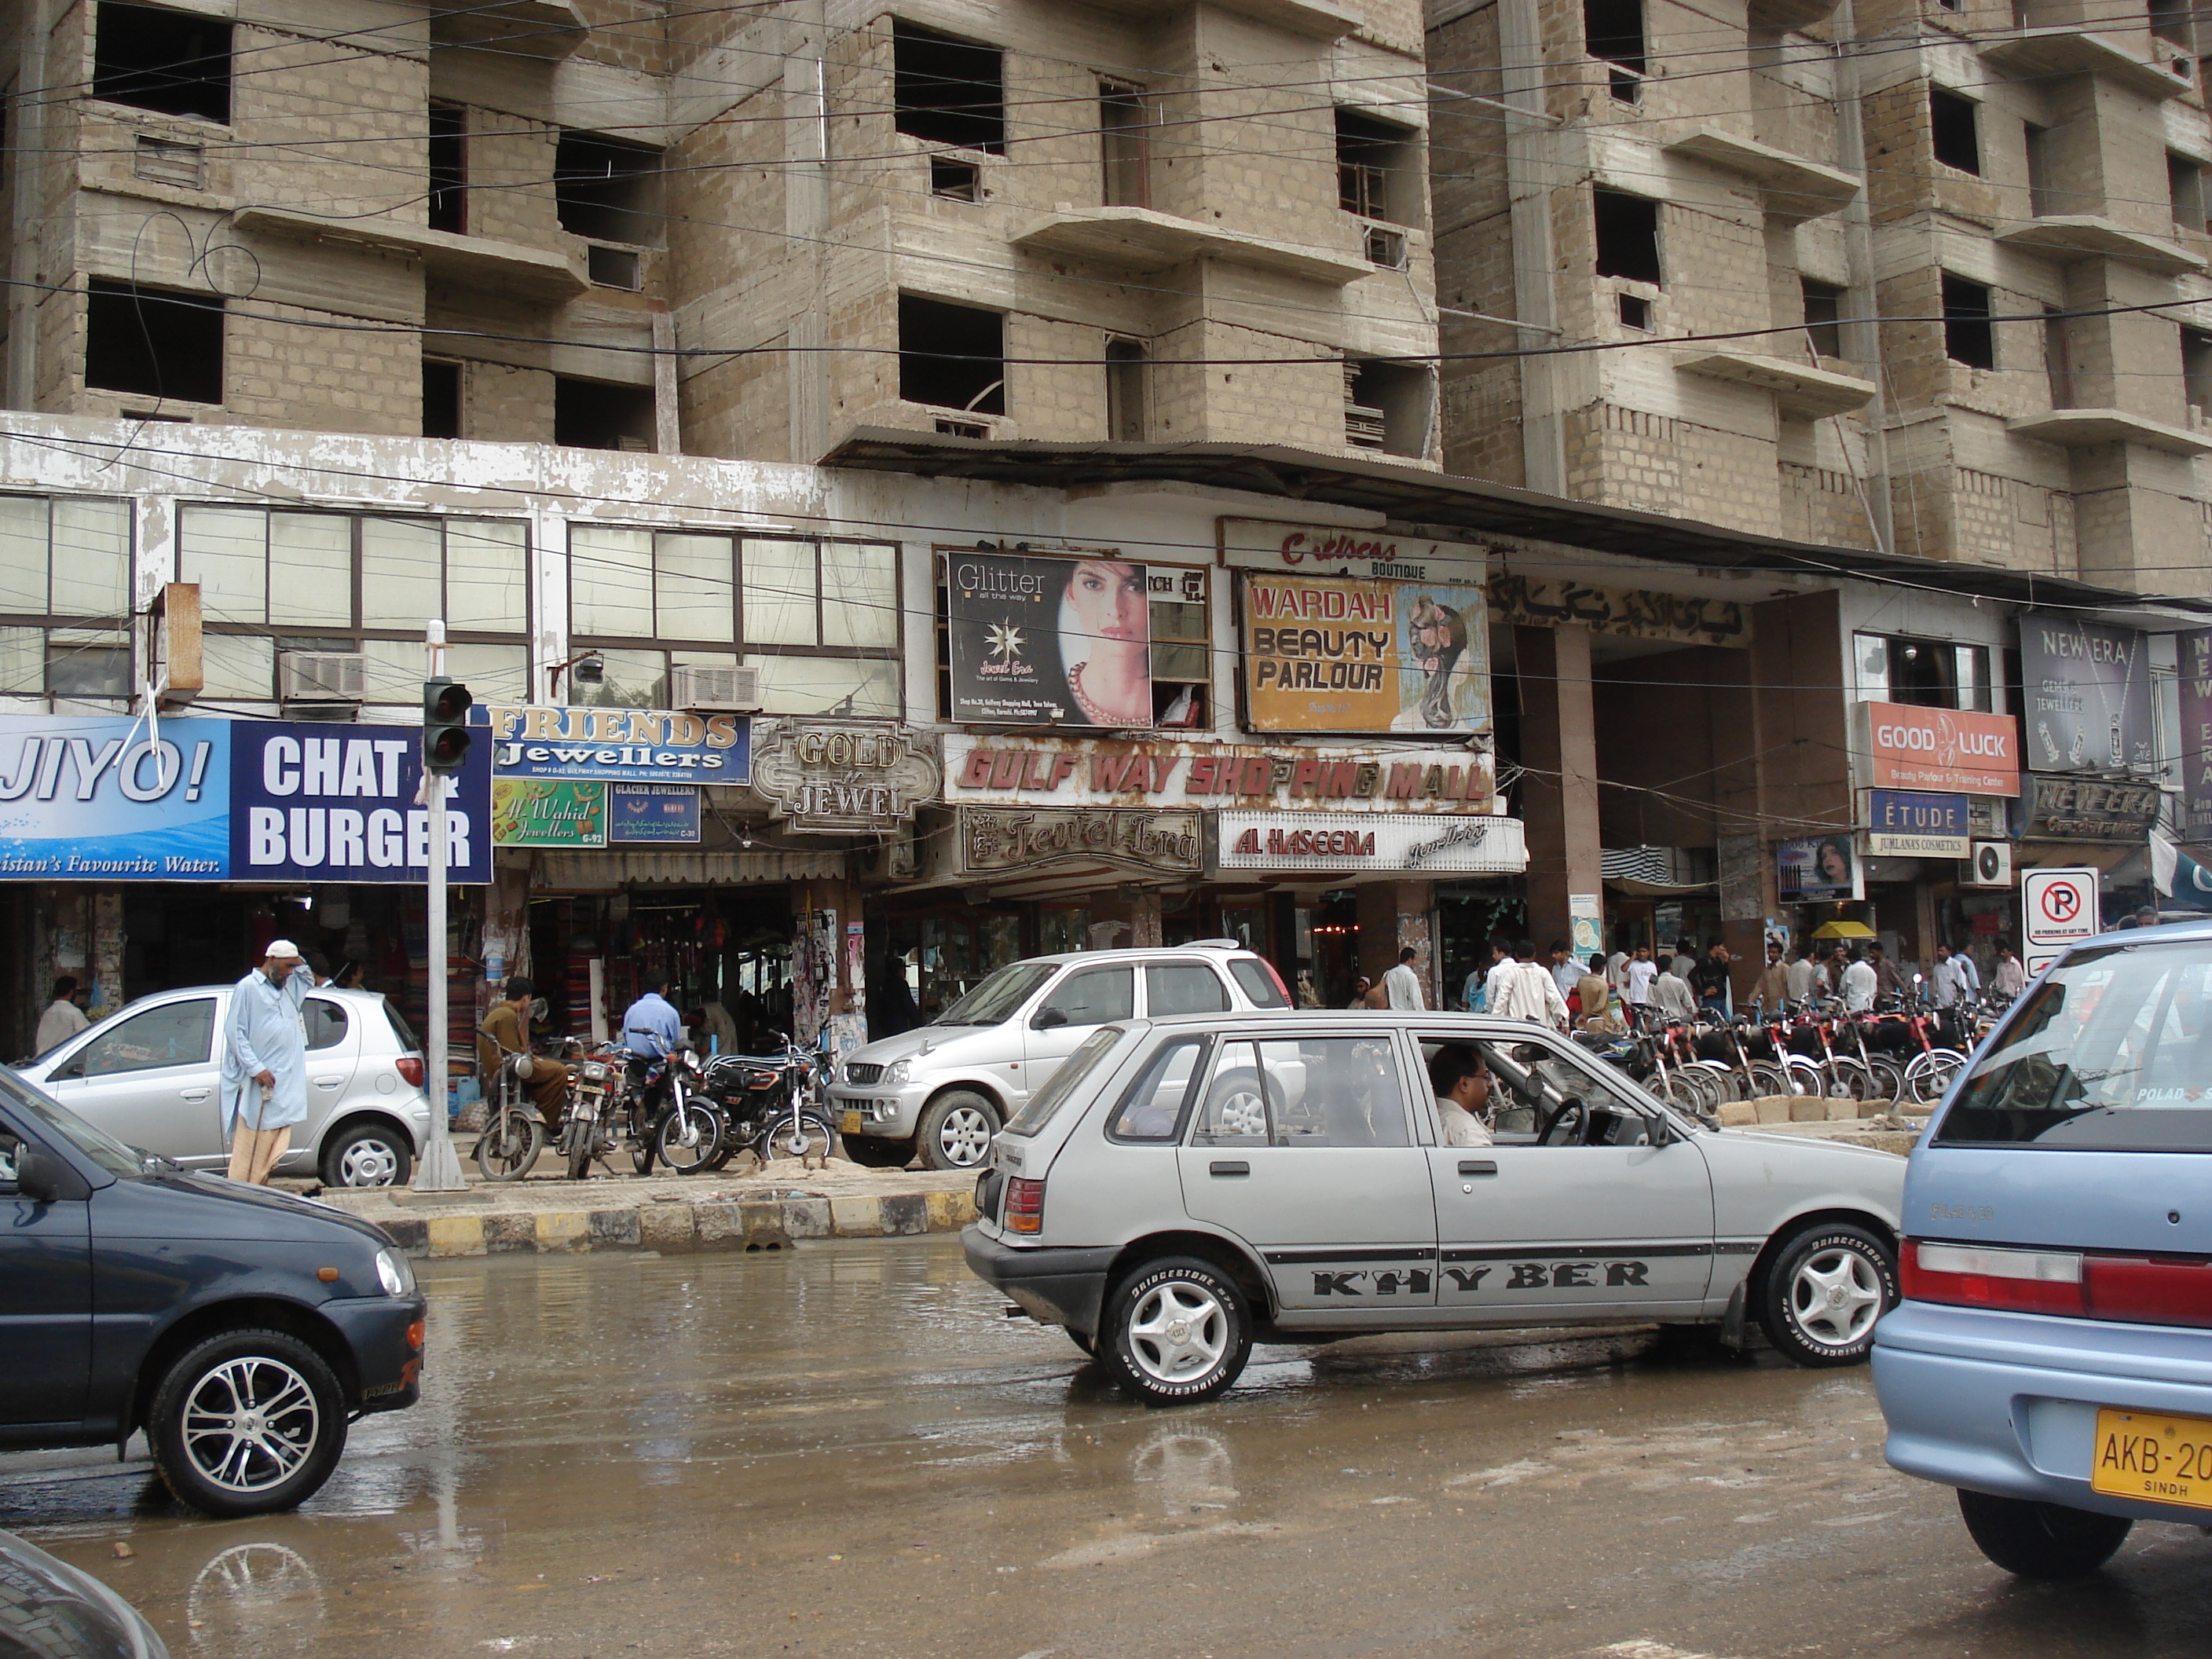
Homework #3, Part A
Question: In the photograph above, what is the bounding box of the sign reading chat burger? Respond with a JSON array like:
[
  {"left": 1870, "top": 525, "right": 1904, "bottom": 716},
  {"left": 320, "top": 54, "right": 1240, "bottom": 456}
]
[{"left": 944, "top": 550, "right": 1153, "bottom": 728}]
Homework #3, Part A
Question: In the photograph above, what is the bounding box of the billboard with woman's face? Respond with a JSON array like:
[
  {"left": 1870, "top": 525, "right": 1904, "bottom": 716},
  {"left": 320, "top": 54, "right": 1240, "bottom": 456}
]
[
  {"left": 944, "top": 551, "right": 1152, "bottom": 727},
  {"left": 1778, "top": 833, "right": 1862, "bottom": 902}
]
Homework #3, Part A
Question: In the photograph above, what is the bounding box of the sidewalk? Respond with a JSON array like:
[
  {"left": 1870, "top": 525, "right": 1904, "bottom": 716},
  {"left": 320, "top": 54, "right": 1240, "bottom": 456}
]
[
  {"left": 313, "top": 1151, "right": 980, "bottom": 1259},
  {"left": 1714, "top": 1095, "right": 1929, "bottom": 1157}
]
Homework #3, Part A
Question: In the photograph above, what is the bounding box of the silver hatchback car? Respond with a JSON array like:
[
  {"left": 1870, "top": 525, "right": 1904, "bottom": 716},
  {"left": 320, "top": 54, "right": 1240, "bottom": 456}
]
[
  {"left": 966, "top": 1012, "right": 1910, "bottom": 1404},
  {"left": 18, "top": 985, "right": 432, "bottom": 1188}
]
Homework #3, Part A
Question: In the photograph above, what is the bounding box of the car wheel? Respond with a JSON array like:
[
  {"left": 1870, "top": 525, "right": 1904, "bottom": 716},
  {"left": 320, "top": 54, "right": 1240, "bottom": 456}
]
[
  {"left": 1103, "top": 1257, "right": 1251, "bottom": 1406},
  {"left": 1957, "top": 1489, "right": 2133, "bottom": 1580},
  {"left": 320, "top": 1121, "right": 412, "bottom": 1188},
  {"left": 917, "top": 1091, "right": 998, "bottom": 1170},
  {"left": 148, "top": 1328, "right": 348, "bottom": 1518},
  {"left": 1757, "top": 1222, "right": 1897, "bottom": 1367},
  {"left": 841, "top": 1133, "right": 914, "bottom": 1170}
]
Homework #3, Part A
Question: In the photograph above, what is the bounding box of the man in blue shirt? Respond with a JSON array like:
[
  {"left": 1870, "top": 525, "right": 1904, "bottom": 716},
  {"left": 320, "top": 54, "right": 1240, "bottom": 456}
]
[{"left": 621, "top": 975, "right": 683, "bottom": 1061}]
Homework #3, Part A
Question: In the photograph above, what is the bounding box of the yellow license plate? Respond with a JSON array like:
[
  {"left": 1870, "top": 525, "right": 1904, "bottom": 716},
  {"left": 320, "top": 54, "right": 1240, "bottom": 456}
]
[
  {"left": 2090, "top": 1408, "right": 2212, "bottom": 1509},
  {"left": 840, "top": 1111, "right": 862, "bottom": 1136}
]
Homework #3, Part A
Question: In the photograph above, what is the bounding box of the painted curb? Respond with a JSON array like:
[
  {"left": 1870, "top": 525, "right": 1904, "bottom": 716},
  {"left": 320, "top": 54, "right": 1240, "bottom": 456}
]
[{"left": 375, "top": 1188, "right": 980, "bottom": 1260}]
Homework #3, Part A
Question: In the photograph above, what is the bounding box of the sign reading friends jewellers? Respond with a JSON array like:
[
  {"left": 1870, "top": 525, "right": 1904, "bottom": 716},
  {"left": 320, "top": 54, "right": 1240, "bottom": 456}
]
[
  {"left": 941, "top": 734, "right": 1502, "bottom": 813},
  {"left": 747, "top": 719, "right": 941, "bottom": 833},
  {"left": 1218, "top": 518, "right": 1489, "bottom": 584},
  {"left": 475, "top": 705, "right": 750, "bottom": 786}
]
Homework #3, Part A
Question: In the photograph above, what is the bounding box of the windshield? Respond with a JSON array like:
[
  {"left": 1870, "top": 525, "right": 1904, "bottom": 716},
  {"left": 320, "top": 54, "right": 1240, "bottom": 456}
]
[
  {"left": 1937, "top": 940, "right": 2212, "bottom": 1152},
  {"left": 0, "top": 1066, "right": 144, "bottom": 1180},
  {"left": 932, "top": 962, "right": 1055, "bottom": 1027},
  {"left": 1005, "top": 1026, "right": 1126, "bottom": 1136}
]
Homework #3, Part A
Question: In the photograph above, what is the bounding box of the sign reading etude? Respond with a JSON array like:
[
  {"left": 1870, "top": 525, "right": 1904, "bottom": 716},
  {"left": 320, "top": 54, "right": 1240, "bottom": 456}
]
[
  {"left": 748, "top": 719, "right": 940, "bottom": 833},
  {"left": 1864, "top": 789, "right": 1970, "bottom": 857},
  {"left": 476, "top": 705, "right": 749, "bottom": 785}
]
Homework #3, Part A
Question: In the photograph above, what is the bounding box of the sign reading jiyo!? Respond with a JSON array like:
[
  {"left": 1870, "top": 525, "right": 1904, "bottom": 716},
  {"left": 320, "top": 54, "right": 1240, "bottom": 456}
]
[{"left": 478, "top": 705, "right": 749, "bottom": 785}]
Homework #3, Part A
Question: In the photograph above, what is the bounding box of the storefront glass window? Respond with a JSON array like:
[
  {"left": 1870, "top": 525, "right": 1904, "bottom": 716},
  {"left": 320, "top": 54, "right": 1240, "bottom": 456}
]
[
  {"left": 1854, "top": 630, "right": 1992, "bottom": 712},
  {"left": 745, "top": 654, "right": 897, "bottom": 718},
  {"left": 0, "top": 494, "right": 134, "bottom": 699}
]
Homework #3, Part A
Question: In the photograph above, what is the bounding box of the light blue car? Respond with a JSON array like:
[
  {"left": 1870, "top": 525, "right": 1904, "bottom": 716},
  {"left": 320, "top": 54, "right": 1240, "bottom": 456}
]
[{"left": 1873, "top": 921, "right": 2212, "bottom": 1579}]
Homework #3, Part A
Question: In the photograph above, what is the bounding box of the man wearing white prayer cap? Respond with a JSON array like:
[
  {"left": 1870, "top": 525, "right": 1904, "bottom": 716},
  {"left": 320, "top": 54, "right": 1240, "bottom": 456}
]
[{"left": 221, "top": 939, "right": 316, "bottom": 1184}]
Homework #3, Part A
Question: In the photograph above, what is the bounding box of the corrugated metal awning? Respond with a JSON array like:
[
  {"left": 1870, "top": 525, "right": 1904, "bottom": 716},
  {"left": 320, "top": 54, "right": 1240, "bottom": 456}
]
[{"left": 528, "top": 849, "right": 850, "bottom": 888}]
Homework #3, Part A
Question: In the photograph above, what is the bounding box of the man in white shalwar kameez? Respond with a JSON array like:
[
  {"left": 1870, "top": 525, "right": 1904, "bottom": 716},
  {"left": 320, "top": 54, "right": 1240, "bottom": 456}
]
[{"left": 222, "top": 941, "right": 316, "bottom": 1184}]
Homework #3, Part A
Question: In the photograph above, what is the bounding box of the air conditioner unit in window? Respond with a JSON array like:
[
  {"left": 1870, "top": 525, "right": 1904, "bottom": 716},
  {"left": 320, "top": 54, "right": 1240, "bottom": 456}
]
[
  {"left": 279, "top": 650, "right": 367, "bottom": 702},
  {"left": 668, "top": 664, "right": 760, "bottom": 712}
]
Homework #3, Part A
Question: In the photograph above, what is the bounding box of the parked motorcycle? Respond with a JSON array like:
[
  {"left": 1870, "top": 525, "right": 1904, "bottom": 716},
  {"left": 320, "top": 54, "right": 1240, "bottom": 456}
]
[
  {"left": 558, "top": 1043, "right": 724, "bottom": 1177},
  {"left": 700, "top": 1037, "right": 835, "bottom": 1166}
]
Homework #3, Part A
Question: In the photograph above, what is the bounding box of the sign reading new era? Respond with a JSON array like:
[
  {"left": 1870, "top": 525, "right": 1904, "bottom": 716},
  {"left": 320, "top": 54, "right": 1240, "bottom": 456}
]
[
  {"left": 1861, "top": 702, "right": 2020, "bottom": 797},
  {"left": 478, "top": 705, "right": 750, "bottom": 786}
]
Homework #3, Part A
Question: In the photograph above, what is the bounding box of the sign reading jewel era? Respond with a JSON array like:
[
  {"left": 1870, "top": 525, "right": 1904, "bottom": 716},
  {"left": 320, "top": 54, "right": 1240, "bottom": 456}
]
[
  {"left": 475, "top": 705, "right": 750, "bottom": 785},
  {"left": 0, "top": 715, "right": 491, "bottom": 882}
]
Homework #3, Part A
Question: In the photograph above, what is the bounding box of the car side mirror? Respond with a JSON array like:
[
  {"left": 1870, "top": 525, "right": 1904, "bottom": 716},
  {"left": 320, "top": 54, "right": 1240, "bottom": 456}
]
[
  {"left": 14, "top": 1145, "right": 64, "bottom": 1203},
  {"left": 1031, "top": 1007, "right": 1068, "bottom": 1031},
  {"left": 53, "top": 1058, "right": 83, "bottom": 1082}
]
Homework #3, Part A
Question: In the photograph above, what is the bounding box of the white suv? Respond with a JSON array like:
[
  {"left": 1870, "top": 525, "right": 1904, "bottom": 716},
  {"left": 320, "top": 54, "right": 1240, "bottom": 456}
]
[{"left": 830, "top": 943, "right": 1290, "bottom": 1170}]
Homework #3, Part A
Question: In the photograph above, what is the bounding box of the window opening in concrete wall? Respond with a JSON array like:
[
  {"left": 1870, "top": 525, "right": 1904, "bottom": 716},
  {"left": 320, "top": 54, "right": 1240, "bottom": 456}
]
[
  {"left": 1929, "top": 90, "right": 1980, "bottom": 174},
  {"left": 1800, "top": 279, "right": 1842, "bottom": 357},
  {"left": 423, "top": 359, "right": 461, "bottom": 438},
  {"left": 2042, "top": 307, "right": 2075, "bottom": 408},
  {"left": 1592, "top": 189, "right": 1661, "bottom": 284},
  {"left": 2153, "top": 0, "right": 2193, "bottom": 51},
  {"left": 1101, "top": 82, "right": 1152, "bottom": 208},
  {"left": 1105, "top": 337, "right": 1147, "bottom": 441},
  {"left": 1365, "top": 225, "right": 1407, "bottom": 268},
  {"left": 587, "top": 245, "right": 641, "bottom": 289},
  {"left": 2024, "top": 123, "right": 2054, "bottom": 216},
  {"left": 94, "top": 2, "right": 230, "bottom": 124},
  {"left": 1344, "top": 359, "right": 1430, "bottom": 458},
  {"left": 555, "top": 131, "right": 664, "bottom": 246},
  {"left": 1617, "top": 292, "right": 1651, "bottom": 329},
  {"left": 2170, "top": 152, "right": 2208, "bottom": 232},
  {"left": 1583, "top": 0, "right": 1645, "bottom": 100},
  {"left": 1858, "top": 632, "right": 1990, "bottom": 712},
  {"left": 1336, "top": 109, "right": 1419, "bottom": 225},
  {"left": 1941, "top": 273, "right": 1994, "bottom": 368},
  {"left": 428, "top": 102, "right": 467, "bottom": 233},
  {"left": 899, "top": 295, "right": 1004, "bottom": 415},
  {"left": 1936, "top": 0, "right": 1961, "bottom": 14},
  {"left": 86, "top": 280, "right": 222, "bottom": 404},
  {"left": 134, "top": 135, "right": 204, "bottom": 189},
  {"left": 894, "top": 22, "right": 1004, "bottom": 154},
  {"left": 2185, "top": 329, "right": 2212, "bottom": 416},
  {"left": 930, "top": 156, "right": 980, "bottom": 200},
  {"left": 0, "top": 495, "right": 133, "bottom": 699},
  {"left": 553, "top": 377, "right": 655, "bottom": 451},
  {"left": 1151, "top": 581, "right": 1207, "bottom": 727}
]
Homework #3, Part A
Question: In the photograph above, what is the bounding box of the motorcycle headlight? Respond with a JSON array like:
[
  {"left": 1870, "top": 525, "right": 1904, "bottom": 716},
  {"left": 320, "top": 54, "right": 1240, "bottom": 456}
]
[
  {"left": 375, "top": 1247, "right": 415, "bottom": 1299},
  {"left": 881, "top": 1058, "right": 914, "bottom": 1086}
]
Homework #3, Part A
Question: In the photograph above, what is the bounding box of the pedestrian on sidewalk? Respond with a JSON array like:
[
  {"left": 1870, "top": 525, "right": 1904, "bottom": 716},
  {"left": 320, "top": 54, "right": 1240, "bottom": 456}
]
[
  {"left": 1491, "top": 939, "right": 1568, "bottom": 1030},
  {"left": 1755, "top": 940, "right": 1790, "bottom": 1013},
  {"left": 1993, "top": 943, "right": 2027, "bottom": 998},
  {"left": 34, "top": 976, "right": 87, "bottom": 1053},
  {"left": 1785, "top": 946, "right": 1816, "bottom": 1005},
  {"left": 1624, "top": 943, "right": 1659, "bottom": 1014},
  {"left": 222, "top": 941, "right": 315, "bottom": 1185},
  {"left": 1346, "top": 975, "right": 1372, "bottom": 1009},
  {"left": 1383, "top": 946, "right": 1426, "bottom": 1011},
  {"left": 1576, "top": 953, "right": 1617, "bottom": 1031},
  {"left": 1691, "top": 941, "right": 1733, "bottom": 1016}
]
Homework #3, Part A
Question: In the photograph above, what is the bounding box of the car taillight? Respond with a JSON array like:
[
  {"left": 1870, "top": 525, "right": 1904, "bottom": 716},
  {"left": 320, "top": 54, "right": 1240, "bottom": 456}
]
[
  {"left": 2084, "top": 1255, "right": 2212, "bottom": 1329},
  {"left": 1901, "top": 1240, "right": 2086, "bottom": 1317},
  {"left": 1005, "top": 1177, "right": 1045, "bottom": 1235},
  {"left": 1260, "top": 959, "right": 1291, "bottom": 1004},
  {"left": 395, "top": 1057, "right": 424, "bottom": 1088}
]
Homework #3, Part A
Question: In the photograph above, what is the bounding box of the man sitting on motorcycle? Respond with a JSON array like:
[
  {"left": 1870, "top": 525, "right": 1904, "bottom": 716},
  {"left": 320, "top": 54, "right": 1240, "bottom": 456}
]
[
  {"left": 621, "top": 972, "right": 685, "bottom": 1092},
  {"left": 478, "top": 976, "right": 571, "bottom": 1133}
]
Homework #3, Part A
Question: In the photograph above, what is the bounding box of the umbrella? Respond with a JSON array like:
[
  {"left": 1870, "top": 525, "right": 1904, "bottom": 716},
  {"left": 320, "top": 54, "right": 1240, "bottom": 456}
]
[{"left": 1811, "top": 920, "right": 1877, "bottom": 939}]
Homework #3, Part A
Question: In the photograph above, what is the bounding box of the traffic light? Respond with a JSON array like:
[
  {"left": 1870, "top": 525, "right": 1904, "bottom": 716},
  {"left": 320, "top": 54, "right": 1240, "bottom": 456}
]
[{"left": 423, "top": 678, "right": 473, "bottom": 775}]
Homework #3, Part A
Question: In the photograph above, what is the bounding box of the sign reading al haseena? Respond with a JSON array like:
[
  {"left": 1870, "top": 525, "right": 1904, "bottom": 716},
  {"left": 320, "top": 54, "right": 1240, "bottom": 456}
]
[
  {"left": 0, "top": 716, "right": 491, "bottom": 883},
  {"left": 2020, "top": 617, "right": 2152, "bottom": 775},
  {"left": 492, "top": 778, "right": 606, "bottom": 847},
  {"left": 1241, "top": 573, "right": 1491, "bottom": 734},
  {"left": 477, "top": 705, "right": 750, "bottom": 785},
  {"left": 944, "top": 551, "right": 1153, "bottom": 728}
]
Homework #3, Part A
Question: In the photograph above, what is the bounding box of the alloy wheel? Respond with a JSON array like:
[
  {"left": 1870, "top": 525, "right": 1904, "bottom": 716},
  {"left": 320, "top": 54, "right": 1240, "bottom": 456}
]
[
  {"left": 935, "top": 1105, "right": 993, "bottom": 1166},
  {"left": 180, "top": 1357, "right": 323, "bottom": 1495},
  {"left": 1789, "top": 1246, "right": 1884, "bottom": 1350},
  {"left": 336, "top": 1137, "right": 398, "bottom": 1186},
  {"left": 1125, "top": 1279, "right": 1229, "bottom": 1386}
]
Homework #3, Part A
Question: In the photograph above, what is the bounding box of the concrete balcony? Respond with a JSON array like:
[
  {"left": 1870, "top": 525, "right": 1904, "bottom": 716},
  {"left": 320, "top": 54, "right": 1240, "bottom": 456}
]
[
  {"left": 1978, "top": 29, "right": 2193, "bottom": 101},
  {"left": 430, "top": 0, "right": 585, "bottom": 56},
  {"left": 1993, "top": 216, "right": 2206, "bottom": 276},
  {"left": 1078, "top": 0, "right": 1357, "bottom": 36},
  {"left": 233, "top": 207, "right": 588, "bottom": 300},
  {"left": 1664, "top": 128, "right": 1862, "bottom": 222},
  {"left": 1749, "top": 0, "right": 1838, "bottom": 27},
  {"left": 2008, "top": 408, "right": 2212, "bottom": 455},
  {"left": 1674, "top": 348, "right": 1877, "bottom": 418},
  {"left": 1011, "top": 207, "right": 1375, "bottom": 285}
]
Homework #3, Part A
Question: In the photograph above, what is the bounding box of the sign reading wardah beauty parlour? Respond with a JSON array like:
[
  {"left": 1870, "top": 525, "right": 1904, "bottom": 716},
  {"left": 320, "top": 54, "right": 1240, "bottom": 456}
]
[
  {"left": 1240, "top": 573, "right": 1492, "bottom": 734},
  {"left": 1860, "top": 701, "right": 2020, "bottom": 797}
]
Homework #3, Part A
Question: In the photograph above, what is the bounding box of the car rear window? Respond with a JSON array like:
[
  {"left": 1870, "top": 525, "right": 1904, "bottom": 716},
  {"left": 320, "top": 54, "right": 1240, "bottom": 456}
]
[
  {"left": 1937, "top": 940, "right": 2212, "bottom": 1152},
  {"left": 1005, "top": 1026, "right": 1125, "bottom": 1137},
  {"left": 1229, "top": 958, "right": 1289, "bottom": 1009},
  {"left": 382, "top": 998, "right": 420, "bottom": 1053}
]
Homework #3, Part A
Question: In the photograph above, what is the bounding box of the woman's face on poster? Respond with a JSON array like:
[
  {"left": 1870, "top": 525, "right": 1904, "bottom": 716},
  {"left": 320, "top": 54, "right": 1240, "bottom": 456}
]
[
  {"left": 1064, "top": 562, "right": 1146, "bottom": 644},
  {"left": 1818, "top": 841, "right": 1851, "bottom": 883}
]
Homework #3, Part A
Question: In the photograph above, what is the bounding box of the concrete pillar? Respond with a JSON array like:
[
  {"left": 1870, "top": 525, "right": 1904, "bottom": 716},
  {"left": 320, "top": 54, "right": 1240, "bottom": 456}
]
[
  {"left": 1516, "top": 624, "right": 1602, "bottom": 951},
  {"left": 1357, "top": 880, "right": 1437, "bottom": 1005}
]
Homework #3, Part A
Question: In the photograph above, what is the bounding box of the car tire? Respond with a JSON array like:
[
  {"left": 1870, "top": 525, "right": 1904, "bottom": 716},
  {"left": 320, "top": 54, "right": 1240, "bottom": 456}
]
[
  {"left": 147, "top": 1328, "right": 349, "bottom": 1518},
  {"left": 1956, "top": 1489, "right": 2133, "bottom": 1580},
  {"left": 1756, "top": 1222, "right": 1897, "bottom": 1367},
  {"left": 917, "top": 1091, "right": 999, "bottom": 1170},
  {"left": 1102, "top": 1256, "right": 1251, "bottom": 1406},
  {"left": 841, "top": 1134, "right": 914, "bottom": 1170},
  {"left": 320, "top": 1121, "right": 412, "bottom": 1188}
]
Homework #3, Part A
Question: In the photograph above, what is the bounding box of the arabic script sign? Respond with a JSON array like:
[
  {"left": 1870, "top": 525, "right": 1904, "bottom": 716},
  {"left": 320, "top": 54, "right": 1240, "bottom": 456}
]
[
  {"left": 954, "top": 806, "right": 1204, "bottom": 877},
  {"left": 1488, "top": 573, "right": 1747, "bottom": 648}
]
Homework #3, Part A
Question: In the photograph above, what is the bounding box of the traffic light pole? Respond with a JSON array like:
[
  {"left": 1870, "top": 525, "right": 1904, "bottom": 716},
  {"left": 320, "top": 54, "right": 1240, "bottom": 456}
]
[{"left": 413, "top": 622, "right": 467, "bottom": 1192}]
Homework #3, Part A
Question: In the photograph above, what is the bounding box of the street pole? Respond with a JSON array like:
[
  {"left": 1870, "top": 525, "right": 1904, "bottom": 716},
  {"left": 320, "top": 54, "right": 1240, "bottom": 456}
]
[{"left": 414, "top": 620, "right": 467, "bottom": 1192}]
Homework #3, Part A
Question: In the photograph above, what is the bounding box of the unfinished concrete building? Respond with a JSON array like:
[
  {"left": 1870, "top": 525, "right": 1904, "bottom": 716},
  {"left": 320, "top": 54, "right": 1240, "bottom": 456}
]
[
  {"left": 1426, "top": 0, "right": 2212, "bottom": 591},
  {"left": 2, "top": 0, "right": 1439, "bottom": 466}
]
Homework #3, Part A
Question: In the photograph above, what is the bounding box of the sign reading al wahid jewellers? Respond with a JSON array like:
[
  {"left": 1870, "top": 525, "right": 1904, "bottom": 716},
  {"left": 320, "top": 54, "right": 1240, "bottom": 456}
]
[{"left": 476, "top": 705, "right": 750, "bottom": 786}]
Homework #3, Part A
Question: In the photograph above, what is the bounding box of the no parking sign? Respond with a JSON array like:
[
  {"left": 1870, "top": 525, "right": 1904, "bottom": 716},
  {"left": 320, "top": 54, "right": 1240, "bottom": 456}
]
[{"left": 2022, "top": 866, "right": 2098, "bottom": 976}]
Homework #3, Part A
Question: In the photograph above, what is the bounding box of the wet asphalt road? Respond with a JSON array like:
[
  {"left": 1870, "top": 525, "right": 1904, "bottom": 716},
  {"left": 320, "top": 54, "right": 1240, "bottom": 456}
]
[{"left": 5, "top": 1238, "right": 2212, "bottom": 1659}]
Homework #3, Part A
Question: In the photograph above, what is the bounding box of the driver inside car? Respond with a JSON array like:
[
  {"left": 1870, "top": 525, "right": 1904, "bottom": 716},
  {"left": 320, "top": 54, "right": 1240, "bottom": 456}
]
[{"left": 1428, "top": 1043, "right": 1495, "bottom": 1147}]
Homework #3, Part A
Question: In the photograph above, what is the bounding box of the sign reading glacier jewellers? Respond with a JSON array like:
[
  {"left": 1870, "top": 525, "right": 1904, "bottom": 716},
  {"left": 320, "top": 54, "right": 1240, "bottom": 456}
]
[
  {"left": 942, "top": 734, "right": 1500, "bottom": 813},
  {"left": 1216, "top": 811, "right": 1529, "bottom": 873},
  {"left": 747, "top": 719, "right": 940, "bottom": 833},
  {"left": 954, "top": 805, "right": 1204, "bottom": 877},
  {"left": 476, "top": 705, "right": 750, "bottom": 786},
  {"left": 1218, "top": 519, "right": 1489, "bottom": 584}
]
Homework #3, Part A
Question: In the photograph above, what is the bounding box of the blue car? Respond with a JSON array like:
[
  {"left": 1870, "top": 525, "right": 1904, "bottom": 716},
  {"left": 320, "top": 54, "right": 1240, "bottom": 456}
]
[{"left": 1873, "top": 921, "right": 2212, "bottom": 1579}]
